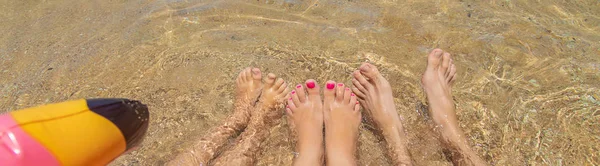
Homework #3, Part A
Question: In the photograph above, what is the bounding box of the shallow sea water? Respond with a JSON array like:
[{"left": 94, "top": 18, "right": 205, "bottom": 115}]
[{"left": 1, "top": 0, "right": 599, "bottom": 165}]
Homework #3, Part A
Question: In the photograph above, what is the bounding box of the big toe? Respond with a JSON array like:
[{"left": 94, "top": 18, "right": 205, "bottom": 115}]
[
  {"left": 265, "top": 73, "right": 277, "bottom": 87},
  {"left": 251, "top": 68, "right": 262, "bottom": 82},
  {"left": 427, "top": 48, "right": 444, "bottom": 71},
  {"left": 305, "top": 79, "right": 320, "bottom": 96},
  {"left": 441, "top": 52, "right": 451, "bottom": 74},
  {"left": 323, "top": 81, "right": 336, "bottom": 105},
  {"left": 359, "top": 63, "right": 381, "bottom": 81}
]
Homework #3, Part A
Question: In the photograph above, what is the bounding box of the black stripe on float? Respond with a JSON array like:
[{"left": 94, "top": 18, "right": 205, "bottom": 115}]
[{"left": 86, "top": 98, "right": 149, "bottom": 150}]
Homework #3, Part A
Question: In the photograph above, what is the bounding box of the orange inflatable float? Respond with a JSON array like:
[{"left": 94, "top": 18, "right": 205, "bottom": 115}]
[{"left": 0, "top": 98, "right": 149, "bottom": 165}]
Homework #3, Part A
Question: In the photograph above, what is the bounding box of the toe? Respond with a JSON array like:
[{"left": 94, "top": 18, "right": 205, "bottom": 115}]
[
  {"left": 445, "top": 59, "right": 453, "bottom": 77},
  {"left": 335, "top": 83, "right": 345, "bottom": 102},
  {"left": 351, "top": 77, "right": 367, "bottom": 93},
  {"left": 350, "top": 93, "right": 357, "bottom": 107},
  {"left": 441, "top": 52, "right": 451, "bottom": 74},
  {"left": 291, "top": 90, "right": 302, "bottom": 106},
  {"left": 427, "top": 49, "right": 444, "bottom": 71},
  {"left": 305, "top": 79, "right": 319, "bottom": 96},
  {"left": 251, "top": 68, "right": 262, "bottom": 81},
  {"left": 359, "top": 63, "right": 381, "bottom": 81},
  {"left": 351, "top": 87, "right": 365, "bottom": 98},
  {"left": 343, "top": 87, "right": 352, "bottom": 104},
  {"left": 241, "top": 68, "right": 250, "bottom": 82},
  {"left": 244, "top": 67, "right": 253, "bottom": 81},
  {"left": 285, "top": 107, "right": 293, "bottom": 116},
  {"left": 286, "top": 99, "right": 296, "bottom": 113},
  {"left": 323, "top": 81, "right": 336, "bottom": 105},
  {"left": 353, "top": 70, "right": 372, "bottom": 90},
  {"left": 275, "top": 78, "right": 285, "bottom": 88},
  {"left": 295, "top": 84, "right": 306, "bottom": 103},
  {"left": 278, "top": 82, "right": 288, "bottom": 93},
  {"left": 447, "top": 64, "right": 456, "bottom": 83},
  {"left": 265, "top": 73, "right": 277, "bottom": 87}
]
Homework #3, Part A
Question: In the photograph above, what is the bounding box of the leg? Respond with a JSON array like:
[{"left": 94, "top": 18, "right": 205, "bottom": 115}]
[
  {"left": 286, "top": 80, "right": 325, "bottom": 166},
  {"left": 167, "top": 68, "right": 263, "bottom": 165},
  {"left": 323, "top": 81, "right": 362, "bottom": 165},
  {"left": 421, "top": 49, "right": 486, "bottom": 165},
  {"left": 212, "top": 73, "right": 289, "bottom": 165},
  {"left": 351, "top": 63, "right": 413, "bottom": 165}
]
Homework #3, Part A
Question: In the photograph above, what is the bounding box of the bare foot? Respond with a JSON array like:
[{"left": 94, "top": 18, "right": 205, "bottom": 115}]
[
  {"left": 254, "top": 73, "right": 289, "bottom": 123},
  {"left": 351, "top": 63, "right": 412, "bottom": 165},
  {"left": 236, "top": 67, "right": 263, "bottom": 108},
  {"left": 286, "top": 79, "right": 324, "bottom": 166},
  {"left": 230, "top": 67, "right": 263, "bottom": 131},
  {"left": 422, "top": 49, "right": 486, "bottom": 166},
  {"left": 167, "top": 67, "right": 263, "bottom": 165},
  {"left": 323, "top": 81, "right": 361, "bottom": 166},
  {"left": 212, "top": 73, "right": 288, "bottom": 166}
]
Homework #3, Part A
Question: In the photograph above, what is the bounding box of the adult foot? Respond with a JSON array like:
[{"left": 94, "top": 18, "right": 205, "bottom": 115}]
[
  {"left": 286, "top": 79, "right": 324, "bottom": 166},
  {"left": 323, "top": 81, "right": 361, "bottom": 166},
  {"left": 421, "top": 49, "right": 485, "bottom": 165},
  {"left": 351, "top": 63, "right": 412, "bottom": 165}
]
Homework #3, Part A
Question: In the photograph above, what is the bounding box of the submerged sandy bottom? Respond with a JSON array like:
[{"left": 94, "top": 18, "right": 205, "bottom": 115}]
[{"left": 1, "top": 0, "right": 599, "bottom": 165}]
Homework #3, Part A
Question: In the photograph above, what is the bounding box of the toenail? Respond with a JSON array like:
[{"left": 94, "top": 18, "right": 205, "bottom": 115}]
[
  {"left": 291, "top": 90, "right": 296, "bottom": 94},
  {"left": 326, "top": 83, "right": 335, "bottom": 89},
  {"left": 346, "top": 88, "right": 350, "bottom": 91},
  {"left": 351, "top": 93, "right": 355, "bottom": 96},
  {"left": 356, "top": 101, "right": 359, "bottom": 104},
  {"left": 296, "top": 84, "right": 302, "bottom": 89},
  {"left": 338, "top": 83, "right": 344, "bottom": 87},
  {"left": 306, "top": 81, "right": 315, "bottom": 89},
  {"left": 286, "top": 105, "right": 289, "bottom": 108},
  {"left": 289, "top": 98, "right": 292, "bottom": 100}
]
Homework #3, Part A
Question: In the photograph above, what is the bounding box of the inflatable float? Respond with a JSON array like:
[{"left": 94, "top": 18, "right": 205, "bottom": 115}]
[{"left": 0, "top": 98, "right": 149, "bottom": 165}]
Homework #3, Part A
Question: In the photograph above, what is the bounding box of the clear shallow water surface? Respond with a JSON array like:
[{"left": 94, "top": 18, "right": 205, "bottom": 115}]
[{"left": 1, "top": 0, "right": 599, "bottom": 165}]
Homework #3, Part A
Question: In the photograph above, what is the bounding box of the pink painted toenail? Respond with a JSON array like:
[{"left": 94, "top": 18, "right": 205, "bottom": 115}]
[
  {"left": 286, "top": 105, "right": 290, "bottom": 108},
  {"left": 289, "top": 98, "right": 292, "bottom": 100},
  {"left": 291, "top": 90, "right": 296, "bottom": 94},
  {"left": 306, "top": 81, "right": 315, "bottom": 89},
  {"left": 296, "top": 84, "right": 302, "bottom": 89},
  {"left": 338, "top": 83, "right": 344, "bottom": 87},
  {"left": 346, "top": 88, "right": 350, "bottom": 91},
  {"left": 326, "top": 83, "right": 335, "bottom": 89},
  {"left": 356, "top": 101, "right": 359, "bottom": 104},
  {"left": 351, "top": 93, "right": 355, "bottom": 96}
]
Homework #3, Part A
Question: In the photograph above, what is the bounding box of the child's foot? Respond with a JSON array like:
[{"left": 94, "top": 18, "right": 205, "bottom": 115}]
[
  {"left": 421, "top": 49, "right": 486, "bottom": 165},
  {"left": 232, "top": 67, "right": 263, "bottom": 127},
  {"left": 351, "top": 63, "right": 412, "bottom": 165},
  {"left": 212, "top": 73, "right": 288, "bottom": 166},
  {"left": 253, "top": 73, "right": 288, "bottom": 125},
  {"left": 286, "top": 79, "right": 324, "bottom": 166},
  {"left": 323, "top": 81, "right": 361, "bottom": 166}
]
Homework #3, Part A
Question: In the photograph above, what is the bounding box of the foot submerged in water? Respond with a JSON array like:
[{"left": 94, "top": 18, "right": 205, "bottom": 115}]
[
  {"left": 421, "top": 49, "right": 486, "bottom": 165},
  {"left": 211, "top": 73, "right": 288, "bottom": 166},
  {"left": 351, "top": 63, "right": 412, "bottom": 165},
  {"left": 254, "top": 73, "right": 288, "bottom": 124},
  {"left": 323, "top": 81, "right": 361, "bottom": 166},
  {"left": 234, "top": 67, "right": 264, "bottom": 125},
  {"left": 286, "top": 79, "right": 324, "bottom": 166}
]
